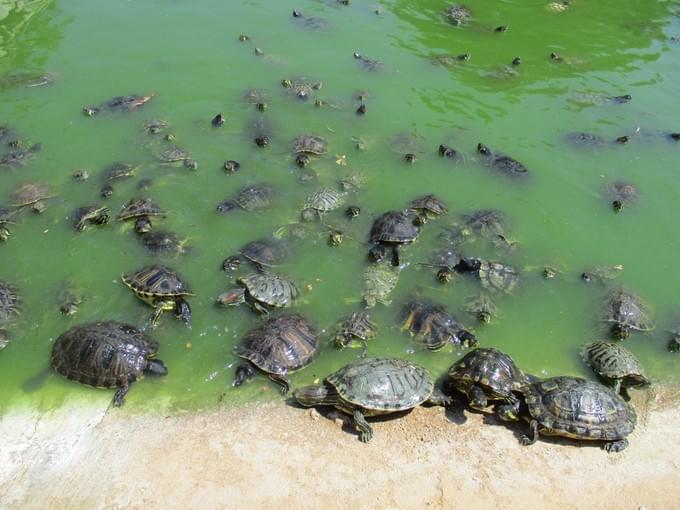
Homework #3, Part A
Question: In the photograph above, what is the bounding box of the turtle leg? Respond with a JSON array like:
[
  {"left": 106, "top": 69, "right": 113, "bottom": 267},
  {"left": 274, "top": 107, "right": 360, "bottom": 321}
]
[
  {"left": 268, "top": 374, "right": 291, "bottom": 394},
  {"left": 174, "top": 298, "right": 192, "bottom": 324},
  {"left": 612, "top": 379, "right": 622, "bottom": 395},
  {"left": 520, "top": 419, "right": 539, "bottom": 446},
  {"left": 150, "top": 306, "right": 164, "bottom": 328},
  {"left": 113, "top": 383, "right": 130, "bottom": 407},
  {"left": 252, "top": 301, "right": 270, "bottom": 315},
  {"left": 359, "top": 340, "right": 368, "bottom": 358},
  {"left": 467, "top": 385, "right": 488, "bottom": 411},
  {"left": 427, "top": 388, "right": 452, "bottom": 407},
  {"left": 493, "top": 396, "right": 520, "bottom": 421},
  {"left": 603, "top": 438, "right": 628, "bottom": 453},
  {"left": 353, "top": 409, "right": 373, "bottom": 443},
  {"left": 391, "top": 245, "right": 400, "bottom": 267}
]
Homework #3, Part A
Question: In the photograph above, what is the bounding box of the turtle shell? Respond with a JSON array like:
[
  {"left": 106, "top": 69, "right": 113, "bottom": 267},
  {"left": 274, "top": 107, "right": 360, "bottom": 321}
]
[
  {"left": 523, "top": 376, "right": 636, "bottom": 441},
  {"left": 443, "top": 4, "right": 471, "bottom": 25},
  {"left": 448, "top": 347, "right": 527, "bottom": 399},
  {"left": 0, "top": 280, "right": 20, "bottom": 325},
  {"left": 335, "top": 311, "right": 377, "bottom": 345},
  {"left": 369, "top": 211, "right": 420, "bottom": 244},
  {"left": 479, "top": 261, "right": 519, "bottom": 294},
  {"left": 236, "top": 314, "right": 319, "bottom": 376},
  {"left": 564, "top": 132, "right": 605, "bottom": 147},
  {"left": 138, "top": 230, "right": 186, "bottom": 256},
  {"left": 362, "top": 264, "right": 400, "bottom": 307},
  {"left": 240, "top": 238, "right": 288, "bottom": 268},
  {"left": 601, "top": 289, "right": 654, "bottom": 332},
  {"left": 236, "top": 184, "right": 274, "bottom": 211},
  {"left": 51, "top": 321, "right": 159, "bottom": 388},
  {"left": 117, "top": 198, "right": 165, "bottom": 221},
  {"left": 9, "top": 182, "right": 54, "bottom": 207},
  {"left": 464, "top": 294, "right": 498, "bottom": 322},
  {"left": 462, "top": 209, "right": 507, "bottom": 239},
  {"left": 104, "top": 162, "right": 136, "bottom": 182},
  {"left": 408, "top": 194, "right": 448, "bottom": 216},
  {"left": 401, "top": 300, "right": 476, "bottom": 350},
  {"left": 240, "top": 273, "right": 298, "bottom": 308},
  {"left": 304, "top": 188, "right": 345, "bottom": 212},
  {"left": 122, "top": 265, "right": 192, "bottom": 299},
  {"left": 581, "top": 341, "right": 648, "bottom": 387},
  {"left": 327, "top": 357, "right": 434, "bottom": 412},
  {"left": 293, "top": 134, "right": 328, "bottom": 155}
]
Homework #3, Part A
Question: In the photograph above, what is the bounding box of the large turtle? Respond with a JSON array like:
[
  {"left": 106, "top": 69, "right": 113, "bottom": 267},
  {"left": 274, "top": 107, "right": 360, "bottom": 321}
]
[
  {"left": 233, "top": 314, "right": 319, "bottom": 393},
  {"left": 223, "top": 237, "right": 289, "bottom": 273},
  {"left": 216, "top": 184, "right": 274, "bottom": 213},
  {"left": 581, "top": 340, "right": 649, "bottom": 396},
  {"left": 362, "top": 263, "right": 400, "bottom": 307},
  {"left": 294, "top": 357, "right": 450, "bottom": 442},
  {"left": 83, "top": 94, "right": 154, "bottom": 116},
  {"left": 51, "top": 321, "right": 167, "bottom": 406},
  {"left": 401, "top": 300, "right": 477, "bottom": 350},
  {"left": 517, "top": 376, "right": 637, "bottom": 452},
  {"left": 477, "top": 143, "right": 529, "bottom": 177},
  {"left": 122, "top": 265, "right": 193, "bottom": 326},
  {"left": 601, "top": 289, "right": 654, "bottom": 339},
  {"left": 368, "top": 211, "right": 421, "bottom": 266},
  {"left": 116, "top": 197, "right": 165, "bottom": 233},
  {"left": 9, "top": 182, "right": 55, "bottom": 213},
  {"left": 217, "top": 273, "right": 298, "bottom": 314},
  {"left": 335, "top": 311, "right": 377, "bottom": 352},
  {"left": 447, "top": 347, "right": 528, "bottom": 419},
  {"left": 478, "top": 261, "right": 519, "bottom": 294}
]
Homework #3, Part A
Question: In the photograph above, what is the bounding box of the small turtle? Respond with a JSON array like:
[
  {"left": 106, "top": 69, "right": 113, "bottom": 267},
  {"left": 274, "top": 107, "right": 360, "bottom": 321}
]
[
  {"left": 401, "top": 300, "right": 477, "bottom": 351},
  {"left": 518, "top": 376, "right": 636, "bottom": 452},
  {"left": 430, "top": 54, "right": 471, "bottom": 67},
  {"left": 0, "top": 280, "right": 21, "bottom": 329},
  {"left": 362, "top": 263, "right": 400, "bottom": 308},
  {"left": 581, "top": 341, "right": 649, "bottom": 396},
  {"left": 447, "top": 347, "right": 529, "bottom": 419},
  {"left": 547, "top": 1, "right": 570, "bottom": 13},
  {"left": 217, "top": 273, "right": 298, "bottom": 314},
  {"left": 461, "top": 209, "right": 509, "bottom": 245},
  {"left": 368, "top": 211, "right": 421, "bottom": 266},
  {"left": 564, "top": 132, "right": 606, "bottom": 148},
  {"left": 56, "top": 285, "right": 85, "bottom": 316},
  {"left": 72, "top": 169, "right": 90, "bottom": 181},
  {"left": 157, "top": 145, "right": 190, "bottom": 164},
  {"left": 352, "top": 52, "right": 383, "bottom": 71},
  {"left": 122, "top": 265, "right": 193, "bottom": 327},
  {"left": 327, "top": 229, "right": 344, "bottom": 246},
  {"left": 103, "top": 162, "right": 137, "bottom": 182},
  {"left": 408, "top": 194, "right": 448, "bottom": 218},
  {"left": 83, "top": 94, "right": 154, "bottom": 116},
  {"left": 116, "top": 197, "right": 165, "bottom": 233},
  {"left": 601, "top": 289, "right": 654, "bottom": 339},
  {"left": 225, "top": 237, "right": 289, "bottom": 272},
  {"left": 293, "top": 134, "right": 328, "bottom": 156},
  {"left": 216, "top": 184, "right": 274, "bottom": 213},
  {"left": 291, "top": 10, "right": 327, "bottom": 29},
  {"left": 72, "top": 205, "right": 110, "bottom": 232},
  {"left": 137, "top": 230, "right": 188, "bottom": 256},
  {"left": 143, "top": 119, "right": 170, "bottom": 135},
  {"left": 234, "top": 314, "right": 319, "bottom": 393},
  {"left": 418, "top": 248, "right": 462, "bottom": 283},
  {"left": 51, "top": 321, "right": 167, "bottom": 406},
  {"left": 0, "top": 207, "right": 18, "bottom": 241},
  {"left": 465, "top": 294, "right": 498, "bottom": 324},
  {"left": 281, "top": 77, "right": 320, "bottom": 101},
  {"left": 335, "top": 311, "right": 377, "bottom": 351},
  {"left": 302, "top": 188, "right": 346, "bottom": 220},
  {"left": 224, "top": 160, "right": 241, "bottom": 174},
  {"left": 443, "top": 4, "right": 472, "bottom": 25},
  {"left": 338, "top": 173, "right": 367, "bottom": 192},
  {"left": 581, "top": 264, "right": 624, "bottom": 284},
  {"left": 294, "top": 357, "right": 450, "bottom": 443},
  {"left": 346, "top": 206, "right": 361, "bottom": 219},
  {"left": 390, "top": 132, "right": 425, "bottom": 160},
  {"left": 606, "top": 181, "right": 638, "bottom": 212},
  {"left": 438, "top": 143, "right": 462, "bottom": 160},
  {"left": 477, "top": 143, "right": 528, "bottom": 177},
  {"left": 478, "top": 261, "right": 519, "bottom": 294},
  {"left": 243, "top": 88, "right": 269, "bottom": 110},
  {"left": 9, "top": 182, "right": 55, "bottom": 213},
  {"left": 0, "top": 143, "right": 41, "bottom": 168}
]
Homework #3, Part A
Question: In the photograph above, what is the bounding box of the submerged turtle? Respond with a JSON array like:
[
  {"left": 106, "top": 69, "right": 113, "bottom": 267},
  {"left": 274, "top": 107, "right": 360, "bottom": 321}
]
[
  {"left": 606, "top": 181, "right": 638, "bottom": 212},
  {"left": 338, "top": 173, "right": 367, "bottom": 192},
  {"left": 51, "top": 321, "right": 167, "bottom": 406},
  {"left": 418, "top": 248, "right": 462, "bottom": 283},
  {"left": 478, "top": 261, "right": 519, "bottom": 294},
  {"left": 281, "top": 77, "right": 322, "bottom": 101},
  {"left": 103, "top": 162, "right": 137, "bottom": 182},
  {"left": 461, "top": 209, "right": 508, "bottom": 242},
  {"left": 294, "top": 357, "right": 450, "bottom": 443},
  {"left": 477, "top": 143, "right": 528, "bottom": 177},
  {"left": 0, "top": 280, "right": 19, "bottom": 349},
  {"left": 143, "top": 119, "right": 170, "bottom": 135},
  {"left": 122, "top": 265, "right": 193, "bottom": 327},
  {"left": 217, "top": 273, "right": 298, "bottom": 314},
  {"left": 137, "top": 230, "right": 188, "bottom": 256},
  {"left": 447, "top": 347, "right": 529, "bottom": 419},
  {"left": 234, "top": 314, "right": 319, "bottom": 393},
  {"left": 362, "top": 263, "right": 400, "bottom": 307},
  {"left": 580, "top": 264, "right": 624, "bottom": 284},
  {"left": 72, "top": 205, "right": 110, "bottom": 232},
  {"left": 465, "top": 294, "right": 499, "bottom": 324},
  {"left": 293, "top": 134, "right": 328, "bottom": 156},
  {"left": 156, "top": 145, "right": 190, "bottom": 164},
  {"left": 430, "top": 53, "right": 471, "bottom": 67},
  {"left": 0, "top": 143, "right": 41, "bottom": 169},
  {"left": 0, "top": 207, "right": 18, "bottom": 242},
  {"left": 601, "top": 289, "right": 654, "bottom": 339},
  {"left": 443, "top": 4, "right": 472, "bottom": 25},
  {"left": 408, "top": 194, "right": 448, "bottom": 219},
  {"left": 302, "top": 188, "right": 345, "bottom": 220},
  {"left": 216, "top": 184, "right": 274, "bottom": 213},
  {"left": 352, "top": 52, "right": 384, "bottom": 71},
  {"left": 564, "top": 132, "right": 606, "bottom": 148},
  {"left": 581, "top": 340, "right": 649, "bottom": 396},
  {"left": 401, "top": 300, "right": 477, "bottom": 351},
  {"left": 9, "top": 182, "right": 55, "bottom": 213},
  {"left": 83, "top": 94, "right": 154, "bottom": 116},
  {"left": 223, "top": 237, "right": 289, "bottom": 272},
  {"left": 243, "top": 88, "right": 270, "bottom": 110},
  {"left": 368, "top": 211, "right": 421, "bottom": 266},
  {"left": 116, "top": 197, "right": 165, "bottom": 233},
  {"left": 517, "top": 376, "right": 636, "bottom": 452},
  {"left": 335, "top": 311, "right": 377, "bottom": 352},
  {"left": 291, "top": 10, "right": 327, "bottom": 29}
]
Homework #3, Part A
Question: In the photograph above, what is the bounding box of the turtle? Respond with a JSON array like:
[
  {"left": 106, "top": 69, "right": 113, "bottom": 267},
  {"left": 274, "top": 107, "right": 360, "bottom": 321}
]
[
  {"left": 447, "top": 347, "right": 529, "bottom": 419},
  {"left": 465, "top": 293, "right": 499, "bottom": 324},
  {"left": 430, "top": 53, "right": 471, "bottom": 68},
  {"left": 217, "top": 273, "right": 298, "bottom": 314},
  {"left": 335, "top": 311, "right": 377, "bottom": 352},
  {"left": 390, "top": 132, "right": 425, "bottom": 161},
  {"left": 368, "top": 211, "right": 421, "bottom": 266},
  {"left": 72, "top": 205, "right": 110, "bottom": 232},
  {"left": 606, "top": 181, "right": 638, "bottom": 212},
  {"left": 0, "top": 143, "right": 41, "bottom": 168},
  {"left": 417, "top": 248, "right": 462, "bottom": 283},
  {"left": 281, "top": 77, "right": 321, "bottom": 101},
  {"left": 50, "top": 321, "right": 167, "bottom": 406},
  {"left": 547, "top": 1, "right": 570, "bottom": 13},
  {"left": 223, "top": 237, "right": 289, "bottom": 273},
  {"left": 352, "top": 52, "right": 384, "bottom": 71},
  {"left": 249, "top": 118, "right": 272, "bottom": 147},
  {"left": 291, "top": 10, "right": 327, "bottom": 29},
  {"left": 338, "top": 173, "right": 367, "bottom": 192},
  {"left": 293, "top": 134, "right": 328, "bottom": 156},
  {"left": 302, "top": 188, "right": 346, "bottom": 220},
  {"left": 156, "top": 145, "right": 190, "bottom": 164},
  {"left": 293, "top": 357, "right": 450, "bottom": 443},
  {"left": 143, "top": 119, "right": 170, "bottom": 135},
  {"left": 122, "top": 265, "right": 193, "bottom": 327},
  {"left": 581, "top": 340, "right": 649, "bottom": 396},
  {"left": 517, "top": 376, "right": 637, "bottom": 452},
  {"left": 233, "top": 314, "right": 319, "bottom": 393},
  {"left": 0, "top": 71, "right": 56, "bottom": 90},
  {"left": 408, "top": 194, "right": 448, "bottom": 219},
  {"left": 401, "top": 300, "right": 477, "bottom": 351},
  {"left": 216, "top": 184, "right": 274, "bottom": 213},
  {"left": 9, "top": 182, "right": 55, "bottom": 213},
  {"left": 116, "top": 197, "right": 165, "bottom": 233},
  {"left": 72, "top": 169, "right": 90, "bottom": 181},
  {"left": 601, "top": 289, "right": 654, "bottom": 339},
  {"left": 564, "top": 132, "right": 606, "bottom": 148},
  {"left": 580, "top": 264, "right": 624, "bottom": 284},
  {"left": 362, "top": 263, "right": 400, "bottom": 308},
  {"left": 443, "top": 4, "right": 472, "bottom": 26},
  {"left": 461, "top": 209, "right": 508, "bottom": 242},
  {"left": 477, "top": 143, "right": 529, "bottom": 177},
  {"left": 0, "top": 207, "right": 18, "bottom": 242},
  {"left": 83, "top": 94, "right": 154, "bottom": 116},
  {"left": 55, "top": 284, "right": 86, "bottom": 316},
  {"left": 0, "top": 280, "right": 20, "bottom": 349},
  {"left": 478, "top": 261, "right": 519, "bottom": 294},
  {"left": 137, "top": 230, "right": 188, "bottom": 256},
  {"left": 103, "top": 162, "right": 137, "bottom": 182},
  {"left": 243, "top": 88, "right": 270, "bottom": 111}
]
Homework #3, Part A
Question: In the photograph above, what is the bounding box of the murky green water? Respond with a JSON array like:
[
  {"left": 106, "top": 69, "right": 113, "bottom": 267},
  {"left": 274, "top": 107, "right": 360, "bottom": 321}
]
[{"left": 0, "top": 0, "right": 679, "bottom": 413}]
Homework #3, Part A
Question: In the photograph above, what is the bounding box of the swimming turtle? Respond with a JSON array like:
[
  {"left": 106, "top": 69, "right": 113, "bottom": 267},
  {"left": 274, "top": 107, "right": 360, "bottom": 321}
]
[
  {"left": 477, "top": 143, "right": 528, "bottom": 177},
  {"left": 234, "top": 314, "right": 319, "bottom": 393},
  {"left": 465, "top": 293, "right": 498, "bottom": 324},
  {"left": 478, "top": 261, "right": 519, "bottom": 294},
  {"left": 338, "top": 173, "right": 367, "bottom": 192},
  {"left": 103, "top": 162, "right": 137, "bottom": 182},
  {"left": 418, "top": 248, "right": 462, "bottom": 283},
  {"left": 293, "top": 134, "right": 328, "bottom": 156},
  {"left": 71, "top": 205, "right": 110, "bottom": 232},
  {"left": 0, "top": 280, "right": 19, "bottom": 349},
  {"left": 51, "top": 321, "right": 167, "bottom": 406},
  {"left": 335, "top": 311, "right": 377, "bottom": 352},
  {"left": 216, "top": 184, "right": 274, "bottom": 213},
  {"left": 0, "top": 143, "right": 40, "bottom": 168},
  {"left": 443, "top": 4, "right": 471, "bottom": 26},
  {"left": 291, "top": 10, "right": 327, "bottom": 29},
  {"left": 281, "top": 77, "right": 321, "bottom": 101},
  {"left": 9, "top": 182, "right": 55, "bottom": 213},
  {"left": 352, "top": 52, "right": 383, "bottom": 71},
  {"left": 401, "top": 300, "right": 477, "bottom": 351},
  {"left": 224, "top": 238, "right": 289, "bottom": 273},
  {"left": 430, "top": 53, "right": 471, "bottom": 67},
  {"left": 137, "top": 230, "right": 187, "bottom": 256},
  {"left": 116, "top": 197, "right": 165, "bottom": 233},
  {"left": 122, "top": 265, "right": 193, "bottom": 327},
  {"left": 302, "top": 188, "right": 345, "bottom": 220},
  {"left": 368, "top": 211, "right": 421, "bottom": 266},
  {"left": 517, "top": 376, "right": 636, "bottom": 452},
  {"left": 362, "top": 263, "right": 400, "bottom": 307},
  {"left": 294, "top": 357, "right": 450, "bottom": 442},
  {"left": 243, "top": 88, "right": 270, "bottom": 111},
  {"left": 217, "top": 273, "right": 298, "bottom": 314},
  {"left": 564, "top": 132, "right": 606, "bottom": 148},
  {"left": 390, "top": 132, "right": 425, "bottom": 161},
  {"left": 601, "top": 289, "right": 654, "bottom": 339},
  {"left": 0, "top": 207, "right": 18, "bottom": 241},
  {"left": 606, "top": 181, "right": 638, "bottom": 212},
  {"left": 156, "top": 145, "right": 190, "bottom": 164},
  {"left": 461, "top": 209, "right": 508, "bottom": 243},
  {"left": 143, "top": 119, "right": 170, "bottom": 135},
  {"left": 408, "top": 194, "right": 448, "bottom": 219},
  {"left": 447, "top": 347, "right": 529, "bottom": 419},
  {"left": 83, "top": 94, "right": 154, "bottom": 116},
  {"left": 581, "top": 340, "right": 649, "bottom": 396},
  {"left": 580, "top": 264, "right": 624, "bottom": 284}
]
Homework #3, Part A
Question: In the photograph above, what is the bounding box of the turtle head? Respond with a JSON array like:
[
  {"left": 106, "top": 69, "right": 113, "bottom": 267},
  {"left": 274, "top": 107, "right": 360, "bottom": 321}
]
[
  {"left": 457, "top": 330, "right": 478, "bottom": 348},
  {"left": 134, "top": 216, "right": 152, "bottom": 234},
  {"left": 368, "top": 244, "right": 388, "bottom": 263},
  {"left": 611, "top": 323, "right": 630, "bottom": 340},
  {"left": 293, "top": 384, "right": 330, "bottom": 407},
  {"left": 82, "top": 106, "right": 98, "bottom": 116},
  {"left": 145, "top": 358, "right": 168, "bottom": 376},
  {"left": 233, "top": 362, "right": 256, "bottom": 387},
  {"left": 216, "top": 288, "right": 246, "bottom": 307}
]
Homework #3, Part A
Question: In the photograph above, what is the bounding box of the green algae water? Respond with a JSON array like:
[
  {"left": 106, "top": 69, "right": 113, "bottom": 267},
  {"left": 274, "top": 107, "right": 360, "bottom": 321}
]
[{"left": 1, "top": 0, "right": 679, "bottom": 413}]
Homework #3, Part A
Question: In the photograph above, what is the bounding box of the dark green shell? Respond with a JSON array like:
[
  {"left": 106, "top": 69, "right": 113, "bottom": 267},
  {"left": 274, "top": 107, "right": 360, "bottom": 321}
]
[
  {"left": 304, "top": 188, "right": 345, "bottom": 212},
  {"left": 117, "top": 198, "right": 165, "bottom": 221},
  {"left": 369, "top": 211, "right": 420, "bottom": 244},
  {"left": 327, "top": 357, "right": 434, "bottom": 412},
  {"left": 448, "top": 347, "right": 527, "bottom": 399},
  {"left": 72, "top": 205, "right": 110, "bottom": 231},
  {"left": 138, "top": 230, "right": 186, "bottom": 255},
  {"left": 104, "top": 162, "right": 136, "bottom": 182},
  {"left": 236, "top": 314, "right": 319, "bottom": 375},
  {"left": 122, "top": 265, "right": 192, "bottom": 299},
  {"left": 408, "top": 194, "right": 448, "bottom": 216},
  {"left": 0, "top": 280, "right": 20, "bottom": 325},
  {"left": 51, "top": 321, "right": 159, "bottom": 388},
  {"left": 239, "top": 273, "right": 298, "bottom": 308},
  {"left": 236, "top": 184, "right": 274, "bottom": 211},
  {"left": 240, "top": 238, "right": 288, "bottom": 267},
  {"left": 581, "top": 341, "right": 648, "bottom": 387},
  {"left": 401, "top": 300, "right": 475, "bottom": 350},
  {"left": 523, "top": 376, "right": 636, "bottom": 441},
  {"left": 362, "top": 264, "right": 400, "bottom": 307},
  {"left": 335, "top": 311, "right": 377, "bottom": 343},
  {"left": 601, "top": 289, "right": 654, "bottom": 332},
  {"left": 293, "top": 134, "right": 327, "bottom": 155}
]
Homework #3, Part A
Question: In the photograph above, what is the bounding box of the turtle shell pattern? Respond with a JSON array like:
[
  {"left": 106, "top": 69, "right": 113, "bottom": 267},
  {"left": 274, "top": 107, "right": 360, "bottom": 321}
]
[
  {"left": 0, "top": 281, "right": 20, "bottom": 325},
  {"left": 369, "top": 211, "right": 420, "bottom": 244},
  {"left": 117, "top": 198, "right": 165, "bottom": 221},
  {"left": 304, "top": 188, "right": 345, "bottom": 212},
  {"left": 240, "top": 273, "right": 298, "bottom": 308},
  {"left": 240, "top": 238, "right": 288, "bottom": 267},
  {"left": 293, "top": 134, "right": 328, "bottom": 155},
  {"left": 448, "top": 347, "right": 527, "bottom": 398},
  {"left": 123, "top": 265, "right": 192, "bottom": 299},
  {"left": 581, "top": 341, "right": 648, "bottom": 385},
  {"left": 601, "top": 289, "right": 654, "bottom": 332},
  {"left": 362, "top": 264, "right": 400, "bottom": 306},
  {"left": 479, "top": 261, "right": 519, "bottom": 294}
]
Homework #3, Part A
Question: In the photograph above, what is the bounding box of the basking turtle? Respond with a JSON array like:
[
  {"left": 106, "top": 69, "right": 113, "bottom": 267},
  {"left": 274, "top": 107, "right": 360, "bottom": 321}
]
[
  {"left": 217, "top": 273, "right": 298, "bottom": 314},
  {"left": 103, "top": 162, "right": 136, "bottom": 182},
  {"left": 465, "top": 294, "right": 498, "bottom": 324},
  {"left": 401, "top": 300, "right": 477, "bottom": 351},
  {"left": 601, "top": 289, "right": 654, "bottom": 339},
  {"left": 408, "top": 194, "right": 448, "bottom": 219},
  {"left": 83, "top": 94, "right": 154, "bottom": 116},
  {"left": 606, "top": 181, "right": 638, "bottom": 212},
  {"left": 72, "top": 205, "right": 110, "bottom": 232},
  {"left": 447, "top": 347, "right": 529, "bottom": 419},
  {"left": 51, "top": 321, "right": 167, "bottom": 406},
  {"left": 293, "top": 134, "right": 328, "bottom": 156},
  {"left": 443, "top": 4, "right": 472, "bottom": 26},
  {"left": 234, "top": 314, "right": 319, "bottom": 393},
  {"left": 478, "top": 261, "right": 519, "bottom": 294},
  {"left": 477, "top": 143, "right": 528, "bottom": 177},
  {"left": 564, "top": 132, "right": 605, "bottom": 148},
  {"left": 223, "top": 237, "right": 289, "bottom": 272},
  {"left": 294, "top": 357, "right": 450, "bottom": 442},
  {"left": 137, "top": 230, "right": 188, "bottom": 256},
  {"left": 9, "top": 182, "right": 55, "bottom": 213},
  {"left": 368, "top": 211, "right": 421, "bottom": 266},
  {"left": 122, "top": 265, "right": 193, "bottom": 327},
  {"left": 302, "top": 188, "right": 345, "bottom": 220},
  {"left": 216, "top": 184, "right": 274, "bottom": 213},
  {"left": 116, "top": 197, "right": 165, "bottom": 233},
  {"left": 517, "top": 376, "right": 636, "bottom": 452},
  {"left": 0, "top": 143, "right": 40, "bottom": 168},
  {"left": 335, "top": 311, "right": 377, "bottom": 351},
  {"left": 581, "top": 340, "right": 649, "bottom": 396},
  {"left": 362, "top": 263, "right": 400, "bottom": 307}
]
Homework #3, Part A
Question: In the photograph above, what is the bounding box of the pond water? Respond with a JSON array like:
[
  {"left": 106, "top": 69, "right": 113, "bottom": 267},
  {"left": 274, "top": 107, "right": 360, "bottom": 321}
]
[{"left": 0, "top": 0, "right": 679, "bottom": 413}]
